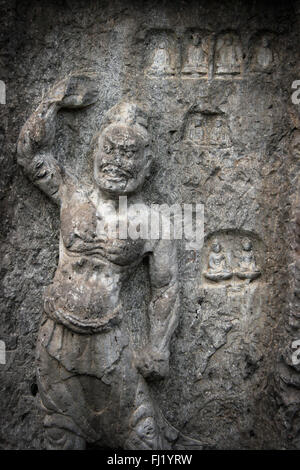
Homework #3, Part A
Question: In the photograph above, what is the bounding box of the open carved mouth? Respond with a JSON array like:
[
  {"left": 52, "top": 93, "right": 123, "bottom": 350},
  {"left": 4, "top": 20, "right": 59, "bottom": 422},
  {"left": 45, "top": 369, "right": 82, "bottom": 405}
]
[{"left": 101, "top": 164, "right": 133, "bottom": 181}]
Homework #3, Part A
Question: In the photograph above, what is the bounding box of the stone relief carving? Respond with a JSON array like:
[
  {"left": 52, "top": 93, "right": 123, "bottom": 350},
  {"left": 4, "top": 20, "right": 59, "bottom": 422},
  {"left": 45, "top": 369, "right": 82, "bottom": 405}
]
[
  {"left": 250, "top": 34, "right": 275, "bottom": 73},
  {"left": 212, "top": 118, "right": 231, "bottom": 146},
  {"left": 185, "top": 113, "right": 231, "bottom": 147},
  {"left": 142, "top": 30, "right": 277, "bottom": 80},
  {"left": 181, "top": 32, "right": 210, "bottom": 78},
  {"left": 214, "top": 33, "right": 243, "bottom": 76},
  {"left": 17, "top": 72, "right": 202, "bottom": 450},
  {"left": 146, "top": 38, "right": 175, "bottom": 78},
  {"left": 202, "top": 233, "right": 261, "bottom": 287},
  {"left": 236, "top": 238, "right": 261, "bottom": 280},
  {"left": 204, "top": 240, "right": 233, "bottom": 281},
  {"left": 182, "top": 249, "right": 200, "bottom": 280}
]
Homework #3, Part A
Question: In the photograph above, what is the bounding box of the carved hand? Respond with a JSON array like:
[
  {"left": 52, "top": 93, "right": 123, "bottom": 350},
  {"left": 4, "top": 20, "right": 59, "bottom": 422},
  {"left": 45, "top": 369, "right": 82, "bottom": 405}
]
[
  {"left": 135, "top": 348, "right": 170, "bottom": 381},
  {"left": 45, "top": 72, "right": 98, "bottom": 109}
]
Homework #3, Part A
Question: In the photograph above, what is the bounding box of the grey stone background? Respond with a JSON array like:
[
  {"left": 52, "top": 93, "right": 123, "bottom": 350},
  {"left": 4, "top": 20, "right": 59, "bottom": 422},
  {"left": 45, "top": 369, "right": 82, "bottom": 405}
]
[{"left": 1, "top": 0, "right": 300, "bottom": 449}]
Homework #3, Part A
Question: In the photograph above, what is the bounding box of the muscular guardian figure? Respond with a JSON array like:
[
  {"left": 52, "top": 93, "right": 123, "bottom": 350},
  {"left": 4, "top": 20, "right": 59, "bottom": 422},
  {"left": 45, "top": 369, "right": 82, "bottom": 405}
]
[{"left": 17, "top": 73, "right": 200, "bottom": 450}]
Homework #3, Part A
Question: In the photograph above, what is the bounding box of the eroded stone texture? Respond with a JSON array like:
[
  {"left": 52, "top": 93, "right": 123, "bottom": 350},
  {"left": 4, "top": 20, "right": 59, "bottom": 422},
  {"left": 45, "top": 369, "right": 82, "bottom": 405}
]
[
  {"left": 1, "top": 0, "right": 300, "bottom": 449},
  {"left": 17, "top": 79, "right": 200, "bottom": 448}
]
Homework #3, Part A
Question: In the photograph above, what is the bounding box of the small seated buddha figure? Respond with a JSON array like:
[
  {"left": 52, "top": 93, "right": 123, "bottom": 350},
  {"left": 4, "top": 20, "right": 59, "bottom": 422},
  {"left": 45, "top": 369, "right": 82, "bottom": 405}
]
[
  {"left": 204, "top": 241, "right": 232, "bottom": 281},
  {"left": 236, "top": 238, "right": 261, "bottom": 280},
  {"left": 147, "top": 40, "right": 175, "bottom": 77},
  {"left": 215, "top": 34, "right": 242, "bottom": 75},
  {"left": 181, "top": 33, "right": 208, "bottom": 77},
  {"left": 251, "top": 36, "right": 274, "bottom": 73}
]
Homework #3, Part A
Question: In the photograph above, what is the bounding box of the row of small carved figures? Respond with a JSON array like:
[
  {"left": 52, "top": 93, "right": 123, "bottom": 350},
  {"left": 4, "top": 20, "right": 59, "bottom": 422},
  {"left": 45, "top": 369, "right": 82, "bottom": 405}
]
[
  {"left": 146, "top": 33, "right": 274, "bottom": 77},
  {"left": 204, "top": 239, "right": 261, "bottom": 282}
]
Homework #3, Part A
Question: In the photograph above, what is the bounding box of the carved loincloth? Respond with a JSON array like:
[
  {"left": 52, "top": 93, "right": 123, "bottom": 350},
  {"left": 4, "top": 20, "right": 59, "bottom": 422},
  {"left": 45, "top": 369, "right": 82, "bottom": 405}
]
[
  {"left": 36, "top": 315, "right": 204, "bottom": 449},
  {"left": 44, "top": 291, "right": 123, "bottom": 335},
  {"left": 36, "top": 314, "right": 138, "bottom": 446},
  {"left": 38, "top": 314, "right": 128, "bottom": 379}
]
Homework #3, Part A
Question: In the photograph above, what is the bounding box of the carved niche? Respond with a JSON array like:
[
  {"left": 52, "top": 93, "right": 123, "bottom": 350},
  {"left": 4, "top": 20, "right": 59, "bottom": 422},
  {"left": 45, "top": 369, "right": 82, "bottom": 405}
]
[
  {"left": 141, "top": 29, "right": 278, "bottom": 80},
  {"left": 201, "top": 231, "right": 262, "bottom": 292},
  {"left": 214, "top": 32, "right": 243, "bottom": 77},
  {"left": 184, "top": 112, "right": 231, "bottom": 148},
  {"left": 145, "top": 30, "right": 176, "bottom": 78},
  {"left": 250, "top": 33, "right": 276, "bottom": 73},
  {"left": 181, "top": 30, "right": 211, "bottom": 78}
]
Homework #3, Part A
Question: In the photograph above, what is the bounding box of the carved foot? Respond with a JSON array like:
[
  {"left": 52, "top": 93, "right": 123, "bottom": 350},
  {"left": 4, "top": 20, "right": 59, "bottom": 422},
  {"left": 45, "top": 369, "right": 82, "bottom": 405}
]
[
  {"left": 43, "top": 413, "right": 86, "bottom": 450},
  {"left": 44, "top": 426, "right": 86, "bottom": 450}
]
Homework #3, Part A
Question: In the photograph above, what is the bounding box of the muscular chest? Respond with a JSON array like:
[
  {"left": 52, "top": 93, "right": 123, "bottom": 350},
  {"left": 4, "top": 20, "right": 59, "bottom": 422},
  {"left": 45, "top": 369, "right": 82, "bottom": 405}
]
[{"left": 60, "top": 191, "right": 145, "bottom": 265}]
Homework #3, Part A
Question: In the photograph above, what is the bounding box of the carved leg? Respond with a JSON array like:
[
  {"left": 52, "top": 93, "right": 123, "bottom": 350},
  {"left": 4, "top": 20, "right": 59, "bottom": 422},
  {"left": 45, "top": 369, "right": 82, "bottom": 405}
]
[
  {"left": 36, "top": 326, "right": 100, "bottom": 448},
  {"left": 124, "top": 377, "right": 164, "bottom": 450}
]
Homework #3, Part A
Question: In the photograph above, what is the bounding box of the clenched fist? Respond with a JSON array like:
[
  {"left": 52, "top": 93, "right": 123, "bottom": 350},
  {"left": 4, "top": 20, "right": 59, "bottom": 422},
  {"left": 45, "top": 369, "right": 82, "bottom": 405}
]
[{"left": 45, "top": 72, "right": 98, "bottom": 109}]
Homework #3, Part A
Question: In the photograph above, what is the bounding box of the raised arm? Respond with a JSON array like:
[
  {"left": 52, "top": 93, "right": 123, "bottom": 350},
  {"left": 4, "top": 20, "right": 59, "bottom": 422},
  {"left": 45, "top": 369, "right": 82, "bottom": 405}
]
[
  {"left": 17, "top": 72, "right": 98, "bottom": 204},
  {"left": 136, "top": 239, "right": 180, "bottom": 381}
]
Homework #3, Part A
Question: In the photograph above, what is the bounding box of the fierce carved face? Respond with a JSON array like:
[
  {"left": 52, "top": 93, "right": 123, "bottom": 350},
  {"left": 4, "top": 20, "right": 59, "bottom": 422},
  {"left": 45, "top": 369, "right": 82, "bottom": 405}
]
[{"left": 94, "top": 124, "right": 151, "bottom": 196}]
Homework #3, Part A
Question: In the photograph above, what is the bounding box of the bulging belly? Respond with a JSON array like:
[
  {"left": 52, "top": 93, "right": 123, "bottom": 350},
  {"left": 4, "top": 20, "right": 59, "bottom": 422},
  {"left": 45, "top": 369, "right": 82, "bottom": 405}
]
[{"left": 44, "top": 259, "right": 122, "bottom": 320}]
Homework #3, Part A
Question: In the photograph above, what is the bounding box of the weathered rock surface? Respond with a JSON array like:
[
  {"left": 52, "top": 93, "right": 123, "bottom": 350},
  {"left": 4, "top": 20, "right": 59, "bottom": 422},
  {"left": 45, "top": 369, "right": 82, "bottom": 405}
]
[{"left": 1, "top": 0, "right": 300, "bottom": 449}]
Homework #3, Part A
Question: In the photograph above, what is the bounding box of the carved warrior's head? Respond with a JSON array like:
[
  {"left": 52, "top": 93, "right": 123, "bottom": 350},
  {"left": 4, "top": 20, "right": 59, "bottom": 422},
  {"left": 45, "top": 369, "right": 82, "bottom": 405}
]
[{"left": 92, "top": 102, "right": 152, "bottom": 195}]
